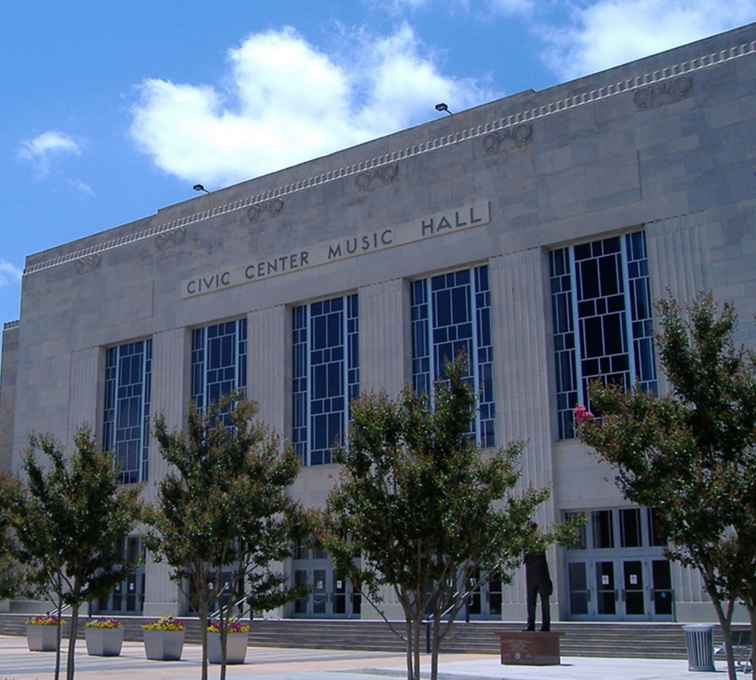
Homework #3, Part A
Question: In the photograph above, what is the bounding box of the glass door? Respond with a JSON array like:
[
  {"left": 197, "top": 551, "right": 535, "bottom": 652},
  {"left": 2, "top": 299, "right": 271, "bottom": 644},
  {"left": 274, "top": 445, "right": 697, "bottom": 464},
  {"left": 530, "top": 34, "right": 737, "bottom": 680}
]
[
  {"left": 567, "top": 562, "right": 591, "bottom": 618},
  {"left": 651, "top": 560, "right": 674, "bottom": 620},
  {"left": 595, "top": 561, "right": 618, "bottom": 617},
  {"left": 622, "top": 560, "right": 646, "bottom": 618},
  {"left": 312, "top": 569, "right": 328, "bottom": 615}
]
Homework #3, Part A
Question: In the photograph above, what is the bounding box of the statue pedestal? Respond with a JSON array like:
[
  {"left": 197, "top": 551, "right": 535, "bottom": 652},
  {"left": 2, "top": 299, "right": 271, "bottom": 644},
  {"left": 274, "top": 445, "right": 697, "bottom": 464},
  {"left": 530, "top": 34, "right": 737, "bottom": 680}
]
[{"left": 496, "top": 631, "right": 563, "bottom": 666}]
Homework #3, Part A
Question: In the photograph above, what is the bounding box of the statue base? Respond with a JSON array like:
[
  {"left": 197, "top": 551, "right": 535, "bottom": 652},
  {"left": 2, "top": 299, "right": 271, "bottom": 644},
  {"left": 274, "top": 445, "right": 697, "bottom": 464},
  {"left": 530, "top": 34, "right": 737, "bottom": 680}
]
[{"left": 496, "top": 631, "right": 563, "bottom": 666}]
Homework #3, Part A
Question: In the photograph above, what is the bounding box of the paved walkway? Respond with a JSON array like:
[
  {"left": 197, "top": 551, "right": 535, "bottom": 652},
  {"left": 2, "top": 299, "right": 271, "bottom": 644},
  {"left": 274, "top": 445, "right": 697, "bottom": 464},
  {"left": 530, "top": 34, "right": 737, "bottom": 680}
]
[{"left": 0, "top": 635, "right": 735, "bottom": 679}]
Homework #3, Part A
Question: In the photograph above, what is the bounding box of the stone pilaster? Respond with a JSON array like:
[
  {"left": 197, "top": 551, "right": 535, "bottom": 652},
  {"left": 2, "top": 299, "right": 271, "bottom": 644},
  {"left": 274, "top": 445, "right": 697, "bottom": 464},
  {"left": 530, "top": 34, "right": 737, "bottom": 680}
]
[
  {"left": 143, "top": 327, "right": 189, "bottom": 615},
  {"left": 67, "top": 346, "right": 103, "bottom": 451},
  {"left": 247, "top": 305, "right": 288, "bottom": 437},
  {"left": 358, "top": 278, "right": 410, "bottom": 398},
  {"left": 489, "top": 248, "right": 558, "bottom": 621},
  {"left": 646, "top": 213, "right": 710, "bottom": 396}
]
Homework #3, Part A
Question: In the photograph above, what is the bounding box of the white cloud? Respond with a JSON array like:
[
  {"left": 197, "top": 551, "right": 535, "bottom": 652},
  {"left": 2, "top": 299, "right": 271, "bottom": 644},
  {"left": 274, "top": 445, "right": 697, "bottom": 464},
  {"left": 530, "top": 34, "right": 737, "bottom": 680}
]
[
  {"left": 490, "top": 0, "right": 534, "bottom": 14},
  {"left": 0, "top": 260, "right": 22, "bottom": 288},
  {"left": 67, "top": 178, "right": 95, "bottom": 197},
  {"left": 18, "top": 131, "right": 81, "bottom": 176},
  {"left": 130, "top": 25, "right": 494, "bottom": 187},
  {"left": 542, "top": 0, "right": 756, "bottom": 81}
]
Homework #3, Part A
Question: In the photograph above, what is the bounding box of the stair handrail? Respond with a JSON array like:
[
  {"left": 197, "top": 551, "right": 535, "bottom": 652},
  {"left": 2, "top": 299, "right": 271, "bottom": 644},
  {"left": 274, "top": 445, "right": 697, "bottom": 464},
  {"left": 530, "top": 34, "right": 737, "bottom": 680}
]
[
  {"left": 209, "top": 594, "right": 248, "bottom": 621},
  {"left": 46, "top": 603, "right": 72, "bottom": 616}
]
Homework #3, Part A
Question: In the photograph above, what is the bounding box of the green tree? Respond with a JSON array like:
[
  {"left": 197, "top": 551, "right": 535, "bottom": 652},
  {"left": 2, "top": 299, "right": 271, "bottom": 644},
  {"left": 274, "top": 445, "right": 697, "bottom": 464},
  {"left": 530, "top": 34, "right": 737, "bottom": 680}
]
[
  {"left": 0, "top": 472, "right": 27, "bottom": 601},
  {"left": 10, "top": 428, "right": 142, "bottom": 680},
  {"left": 145, "top": 394, "right": 306, "bottom": 680},
  {"left": 321, "top": 358, "right": 574, "bottom": 680},
  {"left": 577, "top": 294, "right": 756, "bottom": 680}
]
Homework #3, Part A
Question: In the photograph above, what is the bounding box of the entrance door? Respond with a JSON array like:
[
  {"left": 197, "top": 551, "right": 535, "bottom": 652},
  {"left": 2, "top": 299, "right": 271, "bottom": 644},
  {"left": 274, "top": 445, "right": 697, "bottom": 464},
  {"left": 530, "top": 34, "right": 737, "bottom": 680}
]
[
  {"left": 567, "top": 562, "right": 591, "bottom": 619},
  {"left": 622, "top": 560, "right": 646, "bottom": 618},
  {"left": 651, "top": 560, "right": 674, "bottom": 620},
  {"left": 595, "top": 561, "right": 618, "bottom": 617}
]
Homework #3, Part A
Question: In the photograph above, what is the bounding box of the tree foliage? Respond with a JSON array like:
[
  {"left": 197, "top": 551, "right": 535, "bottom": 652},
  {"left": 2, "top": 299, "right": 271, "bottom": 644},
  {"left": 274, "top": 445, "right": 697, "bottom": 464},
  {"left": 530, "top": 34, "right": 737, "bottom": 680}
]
[
  {"left": 577, "top": 294, "right": 756, "bottom": 680},
  {"left": 10, "top": 428, "right": 142, "bottom": 680},
  {"left": 145, "top": 395, "right": 307, "bottom": 680},
  {"left": 321, "top": 358, "right": 575, "bottom": 680},
  {"left": 0, "top": 472, "right": 26, "bottom": 601}
]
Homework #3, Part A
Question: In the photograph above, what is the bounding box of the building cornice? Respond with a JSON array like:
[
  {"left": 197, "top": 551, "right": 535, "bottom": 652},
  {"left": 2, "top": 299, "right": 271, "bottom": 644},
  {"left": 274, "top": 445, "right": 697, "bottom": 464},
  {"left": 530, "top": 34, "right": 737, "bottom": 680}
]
[
  {"left": 23, "top": 38, "right": 756, "bottom": 278},
  {"left": 3, "top": 321, "right": 19, "bottom": 331}
]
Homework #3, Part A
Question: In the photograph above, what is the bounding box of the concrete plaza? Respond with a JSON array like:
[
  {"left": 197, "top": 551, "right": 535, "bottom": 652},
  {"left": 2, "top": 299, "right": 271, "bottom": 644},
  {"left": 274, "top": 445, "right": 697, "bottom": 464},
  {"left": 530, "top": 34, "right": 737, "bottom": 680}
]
[{"left": 0, "top": 635, "right": 738, "bottom": 680}]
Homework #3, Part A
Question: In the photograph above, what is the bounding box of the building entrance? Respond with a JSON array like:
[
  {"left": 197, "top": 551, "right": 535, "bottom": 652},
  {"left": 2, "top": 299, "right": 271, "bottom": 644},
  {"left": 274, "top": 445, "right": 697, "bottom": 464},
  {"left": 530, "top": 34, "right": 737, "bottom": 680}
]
[
  {"left": 291, "top": 542, "right": 361, "bottom": 618},
  {"left": 92, "top": 536, "right": 145, "bottom": 615},
  {"left": 564, "top": 508, "right": 673, "bottom": 621}
]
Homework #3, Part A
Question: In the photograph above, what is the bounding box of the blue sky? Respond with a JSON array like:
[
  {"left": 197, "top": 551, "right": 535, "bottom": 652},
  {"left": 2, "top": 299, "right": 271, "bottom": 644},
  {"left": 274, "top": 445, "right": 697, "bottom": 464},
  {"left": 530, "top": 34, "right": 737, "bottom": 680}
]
[{"left": 2, "top": 0, "right": 755, "bottom": 331}]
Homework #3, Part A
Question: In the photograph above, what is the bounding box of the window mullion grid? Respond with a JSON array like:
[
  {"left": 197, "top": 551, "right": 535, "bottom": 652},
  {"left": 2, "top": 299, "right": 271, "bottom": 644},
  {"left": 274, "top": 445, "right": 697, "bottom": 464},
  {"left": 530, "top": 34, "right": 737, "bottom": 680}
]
[
  {"left": 342, "top": 296, "right": 349, "bottom": 452},
  {"left": 568, "top": 246, "right": 584, "bottom": 410},
  {"left": 470, "top": 270, "right": 481, "bottom": 445},
  {"left": 426, "top": 277, "right": 435, "bottom": 412},
  {"left": 203, "top": 325, "right": 210, "bottom": 416},
  {"left": 113, "top": 345, "right": 122, "bottom": 482},
  {"left": 619, "top": 236, "right": 637, "bottom": 392},
  {"left": 305, "top": 304, "right": 311, "bottom": 468},
  {"left": 139, "top": 342, "right": 148, "bottom": 483}
]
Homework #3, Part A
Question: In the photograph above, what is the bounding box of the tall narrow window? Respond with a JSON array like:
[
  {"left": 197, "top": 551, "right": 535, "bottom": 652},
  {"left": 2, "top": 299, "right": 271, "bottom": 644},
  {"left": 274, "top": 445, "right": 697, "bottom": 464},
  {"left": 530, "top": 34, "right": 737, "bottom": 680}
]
[
  {"left": 191, "top": 319, "right": 247, "bottom": 413},
  {"left": 549, "top": 230, "right": 656, "bottom": 439},
  {"left": 410, "top": 265, "right": 495, "bottom": 447},
  {"left": 292, "top": 294, "right": 359, "bottom": 466},
  {"left": 103, "top": 339, "right": 152, "bottom": 484}
]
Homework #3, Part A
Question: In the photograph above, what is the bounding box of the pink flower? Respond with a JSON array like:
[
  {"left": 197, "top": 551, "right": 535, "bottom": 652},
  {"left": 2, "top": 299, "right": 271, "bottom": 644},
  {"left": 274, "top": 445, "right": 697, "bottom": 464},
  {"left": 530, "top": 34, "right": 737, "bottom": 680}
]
[{"left": 574, "top": 405, "right": 594, "bottom": 425}]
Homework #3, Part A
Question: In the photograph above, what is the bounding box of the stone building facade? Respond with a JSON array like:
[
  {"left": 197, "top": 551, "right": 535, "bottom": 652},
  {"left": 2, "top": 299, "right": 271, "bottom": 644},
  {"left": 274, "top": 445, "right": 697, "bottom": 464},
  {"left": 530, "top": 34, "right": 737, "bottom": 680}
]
[{"left": 2, "top": 24, "right": 756, "bottom": 623}]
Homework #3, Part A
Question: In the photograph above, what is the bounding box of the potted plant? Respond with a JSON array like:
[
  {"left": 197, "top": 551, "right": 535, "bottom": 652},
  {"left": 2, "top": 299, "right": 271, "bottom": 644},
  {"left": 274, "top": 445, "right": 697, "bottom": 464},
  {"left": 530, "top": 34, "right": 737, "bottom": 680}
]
[
  {"left": 142, "top": 616, "right": 186, "bottom": 661},
  {"left": 85, "top": 618, "right": 123, "bottom": 656},
  {"left": 207, "top": 618, "right": 250, "bottom": 664},
  {"left": 26, "top": 615, "right": 60, "bottom": 652}
]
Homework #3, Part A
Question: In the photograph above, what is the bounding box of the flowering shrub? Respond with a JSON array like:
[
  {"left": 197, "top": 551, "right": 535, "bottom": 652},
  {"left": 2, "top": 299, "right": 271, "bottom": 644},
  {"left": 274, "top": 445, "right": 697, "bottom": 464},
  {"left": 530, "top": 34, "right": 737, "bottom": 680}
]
[
  {"left": 574, "top": 404, "right": 594, "bottom": 425},
  {"left": 27, "top": 615, "right": 59, "bottom": 626},
  {"left": 143, "top": 616, "right": 185, "bottom": 632},
  {"left": 85, "top": 618, "right": 121, "bottom": 629},
  {"left": 207, "top": 617, "right": 251, "bottom": 634}
]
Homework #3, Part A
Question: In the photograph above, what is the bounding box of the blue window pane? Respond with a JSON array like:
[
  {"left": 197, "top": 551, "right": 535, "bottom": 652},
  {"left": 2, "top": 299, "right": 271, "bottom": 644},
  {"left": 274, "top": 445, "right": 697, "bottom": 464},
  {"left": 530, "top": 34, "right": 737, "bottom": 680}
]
[
  {"left": 292, "top": 294, "right": 359, "bottom": 466},
  {"left": 411, "top": 265, "right": 495, "bottom": 447},
  {"left": 103, "top": 339, "right": 152, "bottom": 484}
]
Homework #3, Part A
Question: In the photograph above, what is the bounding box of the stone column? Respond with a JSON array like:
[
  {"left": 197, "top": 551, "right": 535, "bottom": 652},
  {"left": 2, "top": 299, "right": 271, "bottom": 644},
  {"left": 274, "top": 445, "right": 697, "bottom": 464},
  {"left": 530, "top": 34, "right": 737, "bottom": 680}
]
[
  {"left": 489, "top": 248, "right": 559, "bottom": 622},
  {"left": 67, "top": 346, "right": 103, "bottom": 451},
  {"left": 646, "top": 213, "right": 710, "bottom": 396},
  {"left": 247, "top": 306, "right": 288, "bottom": 437},
  {"left": 143, "top": 327, "right": 190, "bottom": 616},
  {"left": 358, "top": 278, "right": 410, "bottom": 399},
  {"left": 246, "top": 306, "right": 289, "bottom": 618}
]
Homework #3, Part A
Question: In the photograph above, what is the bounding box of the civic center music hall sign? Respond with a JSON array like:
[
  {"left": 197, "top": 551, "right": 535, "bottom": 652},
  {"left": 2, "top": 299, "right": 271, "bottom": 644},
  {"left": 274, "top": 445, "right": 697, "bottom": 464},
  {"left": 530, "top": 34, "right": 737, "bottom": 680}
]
[{"left": 181, "top": 200, "right": 491, "bottom": 299}]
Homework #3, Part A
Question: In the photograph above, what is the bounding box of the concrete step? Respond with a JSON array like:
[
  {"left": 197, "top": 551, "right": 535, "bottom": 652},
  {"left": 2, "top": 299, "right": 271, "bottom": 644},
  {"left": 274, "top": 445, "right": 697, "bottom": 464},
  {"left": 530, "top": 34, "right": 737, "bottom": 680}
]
[{"left": 0, "top": 613, "right": 746, "bottom": 661}]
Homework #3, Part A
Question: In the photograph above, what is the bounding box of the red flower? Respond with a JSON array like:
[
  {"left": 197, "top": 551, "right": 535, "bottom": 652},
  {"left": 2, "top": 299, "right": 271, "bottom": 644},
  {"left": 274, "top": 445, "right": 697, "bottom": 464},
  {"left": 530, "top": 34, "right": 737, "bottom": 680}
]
[{"left": 574, "top": 404, "right": 594, "bottom": 425}]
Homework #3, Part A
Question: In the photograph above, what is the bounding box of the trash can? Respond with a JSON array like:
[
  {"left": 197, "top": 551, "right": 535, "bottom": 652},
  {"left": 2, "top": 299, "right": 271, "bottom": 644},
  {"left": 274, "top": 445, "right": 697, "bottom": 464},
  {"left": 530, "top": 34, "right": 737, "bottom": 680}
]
[{"left": 683, "top": 624, "right": 715, "bottom": 672}]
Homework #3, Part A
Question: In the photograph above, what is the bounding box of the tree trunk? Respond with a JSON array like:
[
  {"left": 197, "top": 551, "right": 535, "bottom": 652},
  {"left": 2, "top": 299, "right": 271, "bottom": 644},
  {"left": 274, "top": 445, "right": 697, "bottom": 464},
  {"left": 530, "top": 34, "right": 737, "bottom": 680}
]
[
  {"left": 220, "top": 588, "right": 228, "bottom": 680},
  {"left": 198, "top": 586, "right": 209, "bottom": 680},
  {"left": 405, "top": 618, "right": 413, "bottom": 680},
  {"left": 413, "top": 609, "right": 421, "bottom": 680},
  {"left": 65, "top": 601, "right": 79, "bottom": 680},
  {"left": 431, "top": 607, "right": 441, "bottom": 680},
  {"left": 710, "top": 594, "right": 737, "bottom": 680},
  {"left": 749, "top": 605, "right": 755, "bottom": 680},
  {"left": 54, "top": 594, "right": 62, "bottom": 680}
]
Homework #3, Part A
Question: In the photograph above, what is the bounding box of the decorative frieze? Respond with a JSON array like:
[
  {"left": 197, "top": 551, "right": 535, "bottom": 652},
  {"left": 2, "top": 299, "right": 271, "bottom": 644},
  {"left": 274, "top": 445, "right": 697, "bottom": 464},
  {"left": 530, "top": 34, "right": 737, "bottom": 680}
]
[
  {"left": 73, "top": 254, "right": 102, "bottom": 275},
  {"left": 154, "top": 225, "right": 187, "bottom": 252},
  {"left": 246, "top": 198, "right": 284, "bottom": 224},
  {"left": 22, "top": 38, "right": 755, "bottom": 277},
  {"left": 355, "top": 163, "right": 399, "bottom": 192},
  {"left": 634, "top": 76, "right": 693, "bottom": 110},
  {"left": 482, "top": 123, "right": 533, "bottom": 155}
]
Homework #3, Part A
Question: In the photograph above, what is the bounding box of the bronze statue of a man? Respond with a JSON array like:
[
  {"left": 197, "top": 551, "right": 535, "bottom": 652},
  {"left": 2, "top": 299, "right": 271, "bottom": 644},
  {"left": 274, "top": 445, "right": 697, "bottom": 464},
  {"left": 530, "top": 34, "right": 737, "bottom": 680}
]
[{"left": 523, "top": 522, "right": 552, "bottom": 632}]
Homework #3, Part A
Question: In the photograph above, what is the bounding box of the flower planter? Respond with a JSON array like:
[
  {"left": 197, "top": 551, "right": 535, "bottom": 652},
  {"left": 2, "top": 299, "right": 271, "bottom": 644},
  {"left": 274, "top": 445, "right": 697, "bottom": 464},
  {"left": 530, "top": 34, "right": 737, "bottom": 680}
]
[
  {"left": 85, "top": 627, "right": 123, "bottom": 656},
  {"left": 26, "top": 624, "right": 58, "bottom": 652},
  {"left": 208, "top": 631, "right": 248, "bottom": 664},
  {"left": 144, "top": 629, "right": 185, "bottom": 661}
]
